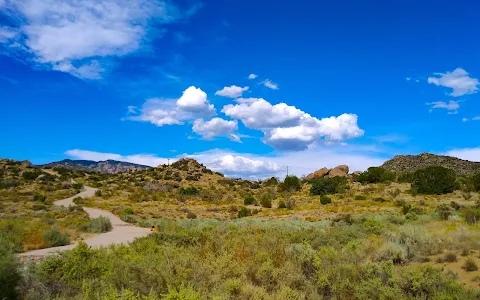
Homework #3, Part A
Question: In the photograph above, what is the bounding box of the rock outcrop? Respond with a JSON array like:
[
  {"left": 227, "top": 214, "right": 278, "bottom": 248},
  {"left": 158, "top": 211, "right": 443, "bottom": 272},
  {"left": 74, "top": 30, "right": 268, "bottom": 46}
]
[
  {"left": 306, "top": 165, "right": 350, "bottom": 180},
  {"left": 381, "top": 153, "right": 480, "bottom": 176}
]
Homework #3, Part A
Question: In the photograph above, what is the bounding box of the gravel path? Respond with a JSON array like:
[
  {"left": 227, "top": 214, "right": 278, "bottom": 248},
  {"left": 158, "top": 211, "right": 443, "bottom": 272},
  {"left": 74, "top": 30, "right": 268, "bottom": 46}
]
[{"left": 20, "top": 186, "right": 150, "bottom": 258}]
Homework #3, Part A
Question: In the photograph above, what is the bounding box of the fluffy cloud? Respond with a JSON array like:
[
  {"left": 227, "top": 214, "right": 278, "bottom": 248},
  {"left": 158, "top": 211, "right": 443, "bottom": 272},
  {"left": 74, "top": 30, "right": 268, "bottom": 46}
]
[
  {"left": 127, "top": 86, "right": 215, "bottom": 126},
  {"left": 0, "top": 0, "right": 197, "bottom": 79},
  {"left": 426, "top": 100, "right": 460, "bottom": 114},
  {"left": 248, "top": 73, "right": 258, "bottom": 80},
  {"left": 444, "top": 148, "right": 480, "bottom": 162},
  {"left": 192, "top": 118, "right": 240, "bottom": 142},
  {"left": 222, "top": 98, "right": 364, "bottom": 150},
  {"left": 428, "top": 68, "right": 479, "bottom": 97},
  {"left": 261, "top": 79, "right": 279, "bottom": 90},
  {"left": 462, "top": 116, "right": 480, "bottom": 122},
  {"left": 215, "top": 85, "right": 249, "bottom": 98}
]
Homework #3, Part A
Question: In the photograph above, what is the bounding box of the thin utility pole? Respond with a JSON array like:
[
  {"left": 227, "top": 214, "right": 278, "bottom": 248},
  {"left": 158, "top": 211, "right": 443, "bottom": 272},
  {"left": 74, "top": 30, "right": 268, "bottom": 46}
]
[
  {"left": 167, "top": 159, "right": 170, "bottom": 166},
  {"left": 286, "top": 166, "right": 289, "bottom": 177}
]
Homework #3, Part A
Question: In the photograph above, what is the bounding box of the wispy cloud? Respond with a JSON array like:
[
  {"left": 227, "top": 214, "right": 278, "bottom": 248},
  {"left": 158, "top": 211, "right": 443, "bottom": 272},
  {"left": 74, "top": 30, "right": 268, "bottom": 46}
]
[
  {"left": 426, "top": 100, "right": 460, "bottom": 114},
  {"left": 261, "top": 79, "right": 279, "bottom": 90},
  {"left": 428, "top": 68, "right": 478, "bottom": 97}
]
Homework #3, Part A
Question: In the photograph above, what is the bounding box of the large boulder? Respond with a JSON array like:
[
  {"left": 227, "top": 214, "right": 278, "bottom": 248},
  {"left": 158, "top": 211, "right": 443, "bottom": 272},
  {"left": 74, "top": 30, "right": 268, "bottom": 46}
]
[
  {"left": 326, "top": 165, "right": 349, "bottom": 178},
  {"left": 306, "top": 167, "right": 329, "bottom": 180}
]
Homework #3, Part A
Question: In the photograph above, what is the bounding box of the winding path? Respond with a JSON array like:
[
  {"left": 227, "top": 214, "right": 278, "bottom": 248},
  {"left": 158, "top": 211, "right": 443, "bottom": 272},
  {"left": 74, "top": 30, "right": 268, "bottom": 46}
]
[{"left": 20, "top": 186, "right": 150, "bottom": 258}]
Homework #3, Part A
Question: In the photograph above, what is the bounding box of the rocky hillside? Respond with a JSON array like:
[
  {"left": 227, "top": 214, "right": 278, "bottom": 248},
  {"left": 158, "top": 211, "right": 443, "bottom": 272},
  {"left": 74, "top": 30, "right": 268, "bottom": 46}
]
[
  {"left": 381, "top": 153, "right": 480, "bottom": 176},
  {"left": 305, "top": 165, "right": 352, "bottom": 180},
  {"left": 39, "top": 159, "right": 150, "bottom": 174}
]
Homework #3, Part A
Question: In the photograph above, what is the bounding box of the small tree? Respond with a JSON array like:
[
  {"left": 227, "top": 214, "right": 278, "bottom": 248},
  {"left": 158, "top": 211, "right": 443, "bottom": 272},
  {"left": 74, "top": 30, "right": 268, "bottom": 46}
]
[
  {"left": 279, "top": 176, "right": 301, "bottom": 192},
  {"left": 244, "top": 196, "right": 257, "bottom": 206},
  {"left": 356, "top": 167, "right": 396, "bottom": 184},
  {"left": 310, "top": 177, "right": 348, "bottom": 196},
  {"left": 320, "top": 195, "right": 332, "bottom": 205},
  {"left": 412, "top": 166, "right": 456, "bottom": 195}
]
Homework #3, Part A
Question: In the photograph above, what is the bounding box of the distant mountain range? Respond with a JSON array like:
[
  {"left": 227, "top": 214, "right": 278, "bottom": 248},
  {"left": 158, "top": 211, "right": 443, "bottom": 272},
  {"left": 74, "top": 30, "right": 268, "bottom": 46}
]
[
  {"left": 382, "top": 153, "right": 480, "bottom": 176},
  {"left": 38, "top": 159, "right": 151, "bottom": 174}
]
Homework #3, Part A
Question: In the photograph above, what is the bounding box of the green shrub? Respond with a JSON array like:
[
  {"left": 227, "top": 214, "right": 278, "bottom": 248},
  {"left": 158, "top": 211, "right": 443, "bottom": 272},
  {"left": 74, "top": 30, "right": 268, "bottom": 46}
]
[
  {"left": 179, "top": 187, "right": 199, "bottom": 196},
  {"left": 355, "top": 195, "right": 367, "bottom": 201},
  {"left": 238, "top": 207, "right": 252, "bottom": 218},
  {"left": 436, "top": 204, "right": 453, "bottom": 220},
  {"left": 279, "top": 175, "right": 301, "bottom": 192},
  {"left": 320, "top": 195, "right": 332, "bottom": 205},
  {"left": 72, "top": 196, "right": 84, "bottom": 205},
  {"left": 278, "top": 200, "right": 287, "bottom": 209},
  {"left": 244, "top": 196, "right": 257, "bottom": 206},
  {"left": 463, "top": 258, "right": 478, "bottom": 272},
  {"left": 310, "top": 177, "right": 348, "bottom": 196},
  {"left": 444, "top": 252, "right": 457, "bottom": 262},
  {"left": 22, "top": 170, "right": 42, "bottom": 180},
  {"left": 95, "top": 190, "right": 102, "bottom": 197},
  {"left": 397, "top": 172, "right": 413, "bottom": 183},
  {"left": 43, "top": 229, "right": 70, "bottom": 247},
  {"left": 263, "top": 177, "right": 278, "bottom": 186},
  {"left": 470, "top": 173, "right": 480, "bottom": 192},
  {"left": 120, "top": 214, "right": 137, "bottom": 223},
  {"left": 462, "top": 207, "right": 480, "bottom": 224},
  {"left": 0, "top": 236, "right": 21, "bottom": 300},
  {"left": 88, "top": 216, "right": 112, "bottom": 233},
  {"left": 412, "top": 166, "right": 456, "bottom": 195},
  {"left": 260, "top": 197, "right": 272, "bottom": 208},
  {"left": 363, "top": 218, "right": 384, "bottom": 235},
  {"left": 186, "top": 211, "right": 197, "bottom": 219},
  {"left": 72, "top": 183, "right": 84, "bottom": 190},
  {"left": 33, "top": 193, "right": 47, "bottom": 202},
  {"left": 356, "top": 167, "right": 396, "bottom": 184}
]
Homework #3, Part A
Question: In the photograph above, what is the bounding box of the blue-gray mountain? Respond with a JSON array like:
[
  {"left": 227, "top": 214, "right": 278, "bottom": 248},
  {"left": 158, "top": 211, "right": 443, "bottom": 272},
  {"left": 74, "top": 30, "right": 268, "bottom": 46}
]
[{"left": 39, "top": 159, "right": 150, "bottom": 174}]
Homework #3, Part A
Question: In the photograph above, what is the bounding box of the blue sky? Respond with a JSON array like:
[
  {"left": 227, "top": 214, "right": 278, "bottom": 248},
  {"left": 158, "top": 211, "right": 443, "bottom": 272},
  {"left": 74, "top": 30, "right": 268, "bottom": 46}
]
[{"left": 1, "top": 0, "right": 480, "bottom": 178}]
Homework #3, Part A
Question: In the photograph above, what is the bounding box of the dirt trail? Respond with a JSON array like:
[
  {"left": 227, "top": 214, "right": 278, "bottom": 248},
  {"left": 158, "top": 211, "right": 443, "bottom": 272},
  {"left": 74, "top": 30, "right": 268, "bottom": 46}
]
[{"left": 20, "top": 186, "right": 150, "bottom": 258}]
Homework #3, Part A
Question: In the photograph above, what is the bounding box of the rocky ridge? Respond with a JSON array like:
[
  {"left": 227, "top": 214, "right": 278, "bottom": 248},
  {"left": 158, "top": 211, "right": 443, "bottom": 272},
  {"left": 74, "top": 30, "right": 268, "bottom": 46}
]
[{"left": 39, "top": 159, "right": 150, "bottom": 174}]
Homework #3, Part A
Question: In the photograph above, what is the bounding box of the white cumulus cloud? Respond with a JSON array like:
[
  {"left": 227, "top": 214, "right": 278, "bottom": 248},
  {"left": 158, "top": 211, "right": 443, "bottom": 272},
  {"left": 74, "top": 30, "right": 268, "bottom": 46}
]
[
  {"left": 192, "top": 118, "right": 240, "bottom": 142},
  {"left": 261, "top": 79, "right": 279, "bottom": 90},
  {"left": 426, "top": 100, "right": 460, "bottom": 114},
  {"left": 222, "top": 98, "right": 364, "bottom": 150},
  {"left": 428, "top": 68, "right": 479, "bottom": 97},
  {"left": 444, "top": 148, "right": 480, "bottom": 162},
  {"left": 127, "top": 86, "right": 215, "bottom": 126},
  {"left": 215, "top": 85, "right": 249, "bottom": 98},
  {"left": 0, "top": 0, "right": 197, "bottom": 79},
  {"left": 248, "top": 73, "right": 258, "bottom": 80}
]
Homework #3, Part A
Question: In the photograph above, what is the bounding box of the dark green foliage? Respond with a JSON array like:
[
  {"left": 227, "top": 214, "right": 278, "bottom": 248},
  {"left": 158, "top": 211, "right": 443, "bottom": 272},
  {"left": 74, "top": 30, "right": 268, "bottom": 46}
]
[
  {"left": 278, "top": 200, "right": 287, "bottom": 208},
  {"left": 0, "top": 180, "right": 20, "bottom": 189},
  {"left": 185, "top": 174, "right": 201, "bottom": 181},
  {"left": 237, "top": 207, "right": 252, "bottom": 218},
  {"left": 260, "top": 197, "right": 272, "bottom": 208},
  {"left": 87, "top": 216, "right": 112, "bottom": 233},
  {"left": 178, "top": 187, "right": 199, "bottom": 196},
  {"left": 444, "top": 252, "right": 457, "bottom": 262},
  {"left": 310, "top": 177, "right": 348, "bottom": 196},
  {"left": 356, "top": 167, "right": 396, "bottom": 184},
  {"left": 471, "top": 173, "right": 480, "bottom": 192},
  {"left": 72, "top": 196, "right": 84, "bottom": 205},
  {"left": 95, "top": 190, "right": 102, "bottom": 197},
  {"left": 263, "top": 177, "right": 278, "bottom": 186},
  {"left": 72, "top": 183, "right": 84, "bottom": 190},
  {"left": 22, "top": 170, "right": 42, "bottom": 180},
  {"left": 243, "top": 196, "right": 257, "bottom": 206},
  {"left": 397, "top": 172, "right": 414, "bottom": 183},
  {"left": 120, "top": 214, "right": 137, "bottom": 223},
  {"left": 412, "top": 166, "right": 456, "bottom": 195},
  {"left": 320, "top": 195, "right": 332, "bottom": 205},
  {"left": 355, "top": 195, "right": 367, "bottom": 200},
  {"left": 33, "top": 193, "right": 47, "bottom": 203},
  {"left": 43, "top": 229, "right": 70, "bottom": 247},
  {"left": 279, "top": 175, "right": 301, "bottom": 192},
  {"left": 0, "top": 235, "right": 21, "bottom": 300}
]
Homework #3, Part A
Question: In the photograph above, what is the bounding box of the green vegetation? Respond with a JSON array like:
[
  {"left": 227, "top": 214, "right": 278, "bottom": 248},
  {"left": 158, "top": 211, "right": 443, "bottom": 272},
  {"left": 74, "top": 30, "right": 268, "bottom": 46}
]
[
  {"left": 243, "top": 195, "right": 257, "bottom": 205},
  {"left": 320, "top": 195, "right": 332, "bottom": 205},
  {"left": 310, "top": 177, "right": 348, "bottom": 195},
  {"left": 0, "top": 236, "right": 21, "bottom": 300},
  {"left": 88, "top": 216, "right": 112, "bottom": 233},
  {"left": 356, "top": 167, "right": 396, "bottom": 184},
  {"left": 412, "top": 166, "right": 457, "bottom": 194},
  {"left": 279, "top": 175, "right": 301, "bottom": 192},
  {"left": 43, "top": 229, "right": 70, "bottom": 247}
]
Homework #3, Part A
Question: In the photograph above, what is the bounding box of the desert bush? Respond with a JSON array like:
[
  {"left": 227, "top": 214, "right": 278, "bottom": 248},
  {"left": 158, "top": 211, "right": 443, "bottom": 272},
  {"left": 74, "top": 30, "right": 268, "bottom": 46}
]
[
  {"left": 363, "top": 218, "right": 385, "bottom": 234},
  {"left": 259, "top": 196, "right": 272, "bottom": 208},
  {"left": 186, "top": 211, "right": 197, "bottom": 219},
  {"left": 388, "top": 188, "right": 401, "bottom": 198},
  {"left": 463, "top": 258, "right": 478, "bottom": 272},
  {"left": 320, "top": 195, "right": 332, "bottom": 205},
  {"left": 244, "top": 196, "right": 257, "bottom": 206},
  {"left": 120, "top": 214, "right": 137, "bottom": 223},
  {"left": 88, "top": 216, "right": 112, "bottom": 233},
  {"left": 412, "top": 166, "right": 456, "bottom": 195},
  {"left": 178, "top": 187, "right": 199, "bottom": 196},
  {"left": 279, "top": 176, "right": 301, "bottom": 192},
  {"left": 95, "top": 190, "right": 102, "bottom": 197},
  {"left": 238, "top": 207, "right": 252, "bottom": 218},
  {"left": 444, "top": 252, "right": 457, "bottom": 262},
  {"left": 436, "top": 204, "right": 453, "bottom": 220},
  {"left": 356, "top": 167, "right": 396, "bottom": 184},
  {"left": 33, "top": 193, "right": 47, "bottom": 203},
  {"left": 355, "top": 195, "right": 367, "bottom": 201},
  {"left": 285, "top": 198, "right": 296, "bottom": 209},
  {"left": 72, "top": 183, "right": 84, "bottom": 190},
  {"left": 72, "top": 196, "right": 84, "bottom": 205},
  {"left": 0, "top": 235, "right": 21, "bottom": 300},
  {"left": 397, "top": 172, "right": 413, "bottom": 183},
  {"left": 376, "top": 241, "right": 408, "bottom": 264},
  {"left": 22, "top": 170, "right": 42, "bottom": 180},
  {"left": 462, "top": 207, "right": 480, "bottom": 224},
  {"left": 263, "top": 177, "right": 278, "bottom": 186},
  {"left": 43, "top": 229, "right": 70, "bottom": 247},
  {"left": 470, "top": 172, "right": 480, "bottom": 192},
  {"left": 310, "top": 177, "right": 348, "bottom": 196},
  {"left": 278, "top": 200, "right": 287, "bottom": 209}
]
